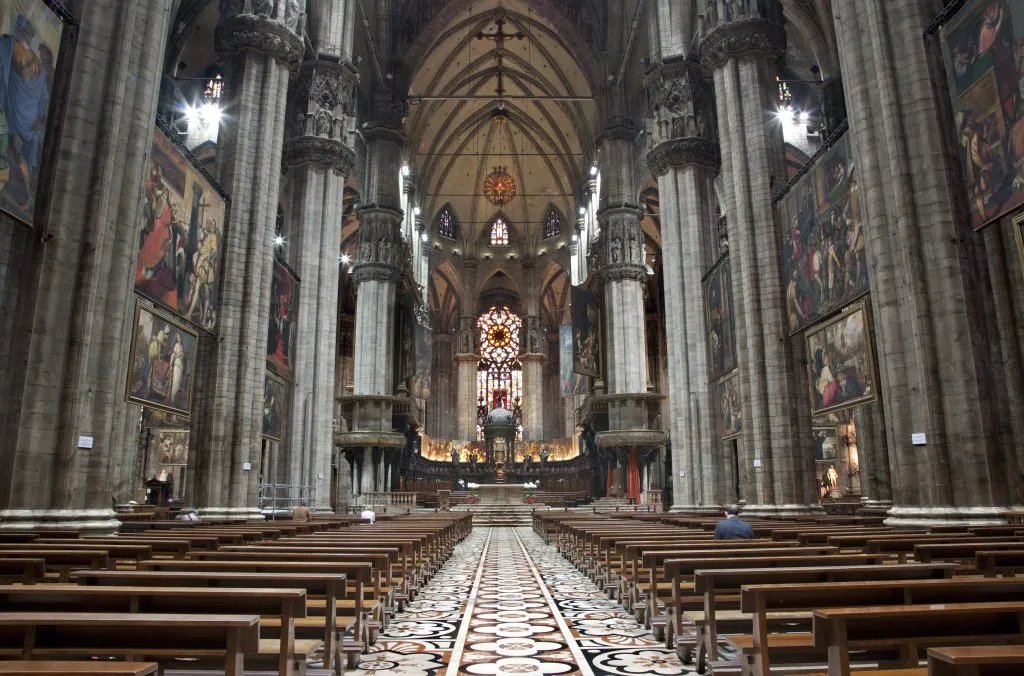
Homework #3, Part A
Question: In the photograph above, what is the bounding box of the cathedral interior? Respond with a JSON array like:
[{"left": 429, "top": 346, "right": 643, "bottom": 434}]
[{"left": 4, "top": 0, "right": 1024, "bottom": 671}]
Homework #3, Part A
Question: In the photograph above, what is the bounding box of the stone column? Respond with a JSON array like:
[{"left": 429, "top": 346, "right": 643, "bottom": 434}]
[
  {"left": 700, "top": 0, "right": 817, "bottom": 514},
  {"left": 280, "top": 21, "right": 358, "bottom": 511},
  {"left": 190, "top": 2, "right": 303, "bottom": 519},
  {"left": 521, "top": 260, "right": 545, "bottom": 440},
  {"left": 854, "top": 402, "right": 892, "bottom": 509},
  {"left": 455, "top": 260, "right": 480, "bottom": 441},
  {"left": 832, "top": 0, "right": 1007, "bottom": 525},
  {"left": 646, "top": 57, "right": 722, "bottom": 512},
  {"left": 0, "top": 0, "right": 172, "bottom": 532},
  {"left": 595, "top": 121, "right": 648, "bottom": 395}
]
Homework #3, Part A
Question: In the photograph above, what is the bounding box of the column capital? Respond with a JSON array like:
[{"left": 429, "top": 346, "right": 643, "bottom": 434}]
[
  {"left": 523, "top": 316, "right": 546, "bottom": 356},
  {"left": 456, "top": 315, "right": 479, "bottom": 355},
  {"left": 648, "top": 138, "right": 719, "bottom": 175},
  {"left": 352, "top": 205, "right": 408, "bottom": 283},
  {"left": 216, "top": 11, "right": 303, "bottom": 68},
  {"left": 595, "top": 204, "right": 647, "bottom": 283},
  {"left": 596, "top": 116, "right": 642, "bottom": 144},
  {"left": 645, "top": 57, "right": 719, "bottom": 174},
  {"left": 699, "top": 1, "right": 786, "bottom": 70},
  {"left": 283, "top": 59, "right": 358, "bottom": 174},
  {"left": 362, "top": 88, "right": 408, "bottom": 141}
]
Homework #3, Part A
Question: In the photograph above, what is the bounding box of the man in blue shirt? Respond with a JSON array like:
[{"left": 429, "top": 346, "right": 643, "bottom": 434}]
[{"left": 713, "top": 504, "right": 755, "bottom": 540}]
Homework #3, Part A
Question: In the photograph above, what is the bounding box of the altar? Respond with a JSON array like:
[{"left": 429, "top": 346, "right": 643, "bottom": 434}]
[{"left": 477, "top": 483, "right": 525, "bottom": 505}]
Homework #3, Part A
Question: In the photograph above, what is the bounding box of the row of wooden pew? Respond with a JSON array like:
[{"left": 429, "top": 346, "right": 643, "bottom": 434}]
[
  {"left": 533, "top": 511, "right": 1024, "bottom": 676},
  {"left": 0, "top": 513, "right": 472, "bottom": 675}
]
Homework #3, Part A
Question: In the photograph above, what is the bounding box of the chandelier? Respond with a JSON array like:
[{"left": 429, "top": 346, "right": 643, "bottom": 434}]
[{"left": 483, "top": 166, "right": 517, "bottom": 207}]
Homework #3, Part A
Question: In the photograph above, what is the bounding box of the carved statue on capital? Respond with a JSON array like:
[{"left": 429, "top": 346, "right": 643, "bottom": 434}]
[
  {"left": 352, "top": 206, "right": 408, "bottom": 283},
  {"left": 283, "top": 60, "right": 358, "bottom": 174},
  {"left": 645, "top": 58, "right": 719, "bottom": 174},
  {"left": 523, "top": 316, "right": 546, "bottom": 356},
  {"left": 216, "top": 0, "right": 304, "bottom": 68},
  {"left": 595, "top": 206, "right": 647, "bottom": 283},
  {"left": 456, "top": 316, "right": 477, "bottom": 355},
  {"left": 700, "top": 0, "right": 786, "bottom": 70}
]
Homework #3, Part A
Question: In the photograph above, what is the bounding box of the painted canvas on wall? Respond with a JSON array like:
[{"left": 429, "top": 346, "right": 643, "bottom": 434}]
[
  {"left": 262, "top": 370, "right": 287, "bottom": 441},
  {"left": 778, "top": 132, "right": 869, "bottom": 333},
  {"left": 145, "top": 408, "right": 189, "bottom": 429},
  {"left": 135, "top": 127, "right": 225, "bottom": 331},
  {"left": 570, "top": 285, "right": 600, "bottom": 377},
  {"left": 153, "top": 428, "right": 189, "bottom": 465},
  {"left": 126, "top": 302, "right": 198, "bottom": 416},
  {"left": 267, "top": 258, "right": 298, "bottom": 380},
  {"left": 0, "top": 0, "right": 66, "bottom": 226},
  {"left": 402, "top": 292, "right": 432, "bottom": 399},
  {"left": 812, "top": 427, "right": 838, "bottom": 461},
  {"left": 941, "top": 0, "right": 1024, "bottom": 230},
  {"left": 805, "top": 301, "right": 878, "bottom": 416},
  {"left": 719, "top": 370, "right": 742, "bottom": 440},
  {"left": 703, "top": 254, "right": 737, "bottom": 380},
  {"left": 1013, "top": 210, "right": 1024, "bottom": 279},
  {"left": 559, "top": 324, "right": 587, "bottom": 396}
]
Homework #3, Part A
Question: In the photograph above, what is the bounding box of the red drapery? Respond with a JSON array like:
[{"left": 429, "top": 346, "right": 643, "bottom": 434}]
[{"left": 627, "top": 448, "right": 641, "bottom": 503}]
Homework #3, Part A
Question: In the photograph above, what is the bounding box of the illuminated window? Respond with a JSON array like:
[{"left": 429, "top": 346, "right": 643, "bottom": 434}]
[
  {"left": 490, "top": 217, "right": 509, "bottom": 246},
  {"left": 437, "top": 205, "right": 459, "bottom": 240},
  {"left": 476, "top": 305, "right": 523, "bottom": 440},
  {"left": 542, "top": 207, "right": 561, "bottom": 239}
]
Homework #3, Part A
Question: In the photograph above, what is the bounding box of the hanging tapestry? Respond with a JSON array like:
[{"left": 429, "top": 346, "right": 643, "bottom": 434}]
[
  {"left": 940, "top": 0, "right": 1024, "bottom": 230},
  {"left": 777, "top": 131, "right": 869, "bottom": 333},
  {"left": 0, "top": 0, "right": 69, "bottom": 226},
  {"left": 402, "top": 291, "right": 433, "bottom": 399},
  {"left": 267, "top": 258, "right": 299, "bottom": 380},
  {"left": 805, "top": 301, "right": 878, "bottom": 416},
  {"left": 703, "top": 254, "right": 737, "bottom": 380},
  {"left": 570, "top": 285, "right": 600, "bottom": 377},
  {"left": 560, "top": 324, "right": 587, "bottom": 396},
  {"left": 135, "top": 127, "right": 226, "bottom": 331},
  {"left": 262, "top": 370, "right": 287, "bottom": 441}
]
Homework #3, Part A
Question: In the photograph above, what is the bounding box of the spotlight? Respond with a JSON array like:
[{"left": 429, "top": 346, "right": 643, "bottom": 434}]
[
  {"left": 800, "top": 111, "right": 810, "bottom": 123},
  {"left": 421, "top": 232, "right": 428, "bottom": 242},
  {"left": 402, "top": 164, "right": 410, "bottom": 177},
  {"left": 274, "top": 235, "right": 285, "bottom": 247},
  {"left": 578, "top": 206, "right": 586, "bottom": 216},
  {"left": 413, "top": 206, "right": 421, "bottom": 216},
  {"left": 339, "top": 253, "right": 350, "bottom": 264},
  {"left": 571, "top": 233, "right": 578, "bottom": 242},
  {"left": 590, "top": 165, "right": 598, "bottom": 176}
]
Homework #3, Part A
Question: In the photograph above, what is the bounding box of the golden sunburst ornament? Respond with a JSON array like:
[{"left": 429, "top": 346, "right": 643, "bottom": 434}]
[{"left": 483, "top": 166, "right": 517, "bottom": 207}]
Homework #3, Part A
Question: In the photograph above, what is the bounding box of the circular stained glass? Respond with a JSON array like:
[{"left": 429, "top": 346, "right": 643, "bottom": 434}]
[
  {"left": 483, "top": 166, "right": 518, "bottom": 207},
  {"left": 478, "top": 306, "right": 521, "bottom": 364}
]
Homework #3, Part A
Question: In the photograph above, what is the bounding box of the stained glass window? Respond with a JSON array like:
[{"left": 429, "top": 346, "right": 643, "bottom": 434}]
[
  {"left": 438, "top": 205, "right": 459, "bottom": 239},
  {"left": 490, "top": 217, "right": 509, "bottom": 246},
  {"left": 543, "top": 208, "right": 561, "bottom": 239},
  {"left": 475, "top": 305, "right": 523, "bottom": 440}
]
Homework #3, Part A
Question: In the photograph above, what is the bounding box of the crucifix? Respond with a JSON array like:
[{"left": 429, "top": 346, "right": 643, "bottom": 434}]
[{"left": 475, "top": 13, "right": 525, "bottom": 99}]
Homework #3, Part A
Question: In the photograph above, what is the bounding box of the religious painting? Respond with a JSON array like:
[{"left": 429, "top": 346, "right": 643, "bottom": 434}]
[
  {"left": 718, "top": 370, "right": 742, "bottom": 440},
  {"left": 135, "top": 127, "right": 226, "bottom": 331},
  {"left": 571, "top": 285, "right": 600, "bottom": 377},
  {"left": 703, "top": 254, "right": 737, "bottom": 380},
  {"left": 940, "top": 0, "right": 1024, "bottom": 230},
  {"left": 262, "top": 370, "right": 287, "bottom": 441},
  {"left": 126, "top": 301, "right": 198, "bottom": 416},
  {"left": 559, "top": 324, "right": 587, "bottom": 396},
  {"left": 145, "top": 407, "right": 190, "bottom": 428},
  {"left": 0, "top": 0, "right": 67, "bottom": 226},
  {"left": 778, "top": 132, "right": 870, "bottom": 333},
  {"left": 1013, "top": 210, "right": 1024, "bottom": 280},
  {"left": 805, "top": 301, "right": 878, "bottom": 416},
  {"left": 153, "top": 428, "right": 189, "bottom": 465},
  {"left": 516, "top": 438, "right": 577, "bottom": 462},
  {"left": 812, "top": 427, "right": 838, "bottom": 461},
  {"left": 402, "top": 292, "right": 432, "bottom": 399},
  {"left": 266, "top": 258, "right": 299, "bottom": 380}
]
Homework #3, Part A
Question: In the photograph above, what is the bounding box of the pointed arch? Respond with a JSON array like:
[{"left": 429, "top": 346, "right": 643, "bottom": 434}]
[
  {"left": 434, "top": 202, "right": 460, "bottom": 240},
  {"left": 488, "top": 212, "right": 511, "bottom": 246},
  {"left": 541, "top": 203, "right": 565, "bottom": 239}
]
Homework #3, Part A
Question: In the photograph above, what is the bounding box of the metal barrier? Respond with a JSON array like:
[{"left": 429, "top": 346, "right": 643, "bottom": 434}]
[{"left": 258, "top": 483, "right": 317, "bottom": 515}]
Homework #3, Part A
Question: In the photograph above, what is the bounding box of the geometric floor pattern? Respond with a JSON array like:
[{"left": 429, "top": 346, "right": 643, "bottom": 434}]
[{"left": 349, "top": 527, "right": 693, "bottom": 675}]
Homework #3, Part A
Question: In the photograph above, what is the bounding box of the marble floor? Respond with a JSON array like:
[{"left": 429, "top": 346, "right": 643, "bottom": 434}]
[{"left": 349, "top": 527, "right": 693, "bottom": 675}]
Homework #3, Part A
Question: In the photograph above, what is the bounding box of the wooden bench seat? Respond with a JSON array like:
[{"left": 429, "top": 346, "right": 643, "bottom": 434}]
[
  {"left": 0, "top": 558, "right": 45, "bottom": 584},
  {"left": 0, "top": 661, "right": 159, "bottom": 675},
  {"left": 0, "top": 612, "right": 260, "bottom": 676},
  {"left": 0, "top": 550, "right": 110, "bottom": 581},
  {"left": 928, "top": 645, "right": 1024, "bottom": 676}
]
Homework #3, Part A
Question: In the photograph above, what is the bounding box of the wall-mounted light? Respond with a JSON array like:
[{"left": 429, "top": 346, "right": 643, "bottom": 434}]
[
  {"left": 402, "top": 163, "right": 410, "bottom": 177},
  {"left": 578, "top": 206, "right": 586, "bottom": 216},
  {"left": 339, "top": 253, "right": 350, "bottom": 264},
  {"left": 274, "top": 235, "right": 285, "bottom": 247},
  {"left": 421, "top": 232, "right": 428, "bottom": 242},
  {"left": 571, "top": 233, "right": 578, "bottom": 242},
  {"left": 413, "top": 206, "right": 421, "bottom": 216},
  {"left": 590, "top": 165, "right": 598, "bottom": 176}
]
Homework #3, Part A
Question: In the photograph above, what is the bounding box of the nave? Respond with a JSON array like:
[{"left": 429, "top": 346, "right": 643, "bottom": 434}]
[{"left": 353, "top": 527, "right": 688, "bottom": 676}]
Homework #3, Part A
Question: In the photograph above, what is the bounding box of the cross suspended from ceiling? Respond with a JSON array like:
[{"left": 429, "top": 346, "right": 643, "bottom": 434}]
[{"left": 476, "top": 12, "right": 525, "bottom": 99}]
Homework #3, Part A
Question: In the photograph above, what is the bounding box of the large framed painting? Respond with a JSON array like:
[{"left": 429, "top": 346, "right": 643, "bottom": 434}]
[
  {"left": 153, "top": 428, "right": 189, "bottom": 465},
  {"left": 1013, "top": 210, "right": 1024, "bottom": 279},
  {"left": 135, "top": 127, "right": 226, "bottom": 331},
  {"left": 571, "top": 285, "right": 600, "bottom": 377},
  {"left": 267, "top": 258, "right": 299, "bottom": 380},
  {"left": 703, "top": 254, "right": 737, "bottom": 380},
  {"left": 126, "top": 301, "right": 198, "bottom": 416},
  {"left": 812, "top": 427, "right": 838, "bottom": 461},
  {"left": 262, "top": 370, "right": 288, "bottom": 441},
  {"left": 145, "top": 407, "right": 189, "bottom": 429},
  {"left": 559, "top": 324, "right": 587, "bottom": 396},
  {"left": 401, "top": 291, "right": 432, "bottom": 399},
  {"left": 777, "top": 131, "right": 869, "bottom": 333},
  {"left": 0, "top": 0, "right": 69, "bottom": 226},
  {"left": 940, "top": 0, "right": 1024, "bottom": 230},
  {"left": 805, "top": 301, "right": 878, "bottom": 416},
  {"left": 718, "top": 370, "right": 742, "bottom": 440}
]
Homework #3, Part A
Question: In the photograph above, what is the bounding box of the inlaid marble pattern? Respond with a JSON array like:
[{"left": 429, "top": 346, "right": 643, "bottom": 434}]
[{"left": 349, "top": 527, "right": 693, "bottom": 675}]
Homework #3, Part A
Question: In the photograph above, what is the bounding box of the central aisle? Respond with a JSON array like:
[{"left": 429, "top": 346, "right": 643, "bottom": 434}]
[{"left": 352, "top": 527, "right": 691, "bottom": 675}]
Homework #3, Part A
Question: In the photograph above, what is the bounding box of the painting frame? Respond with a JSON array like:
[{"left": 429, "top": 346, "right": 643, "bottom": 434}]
[
  {"left": 152, "top": 428, "right": 189, "bottom": 466},
  {"left": 125, "top": 300, "right": 199, "bottom": 417},
  {"left": 804, "top": 300, "right": 879, "bottom": 417},
  {"left": 718, "top": 370, "right": 742, "bottom": 441},
  {"left": 703, "top": 253, "right": 737, "bottom": 380},
  {"left": 266, "top": 257, "right": 299, "bottom": 381},
  {"left": 262, "top": 369, "right": 288, "bottom": 441},
  {"left": 1013, "top": 209, "right": 1024, "bottom": 280},
  {"left": 571, "top": 285, "right": 601, "bottom": 378},
  {"left": 0, "top": 0, "right": 73, "bottom": 228}
]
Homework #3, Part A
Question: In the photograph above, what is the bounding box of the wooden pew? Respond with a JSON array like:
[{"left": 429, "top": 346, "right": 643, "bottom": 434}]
[
  {"left": 0, "top": 662, "right": 159, "bottom": 675},
  {"left": 72, "top": 569, "right": 355, "bottom": 671},
  {"left": 39, "top": 537, "right": 191, "bottom": 559},
  {"left": 865, "top": 536, "right": 1024, "bottom": 564},
  {"left": 0, "top": 558, "right": 45, "bottom": 585},
  {"left": 0, "top": 550, "right": 109, "bottom": 581},
  {"left": 0, "top": 584, "right": 307, "bottom": 676},
  {"left": 928, "top": 646, "right": 1024, "bottom": 676},
  {"left": 812, "top": 601, "right": 1024, "bottom": 676},
  {"left": 977, "top": 549, "right": 1024, "bottom": 577},
  {"left": 0, "top": 543, "right": 153, "bottom": 566},
  {"left": 0, "top": 612, "right": 260, "bottom": 676},
  {"left": 914, "top": 540, "right": 1024, "bottom": 565}
]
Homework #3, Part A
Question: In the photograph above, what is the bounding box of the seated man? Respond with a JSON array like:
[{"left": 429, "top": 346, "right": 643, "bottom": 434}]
[
  {"left": 713, "top": 504, "right": 754, "bottom": 540},
  {"left": 360, "top": 508, "right": 376, "bottom": 524},
  {"left": 291, "top": 502, "right": 311, "bottom": 522}
]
